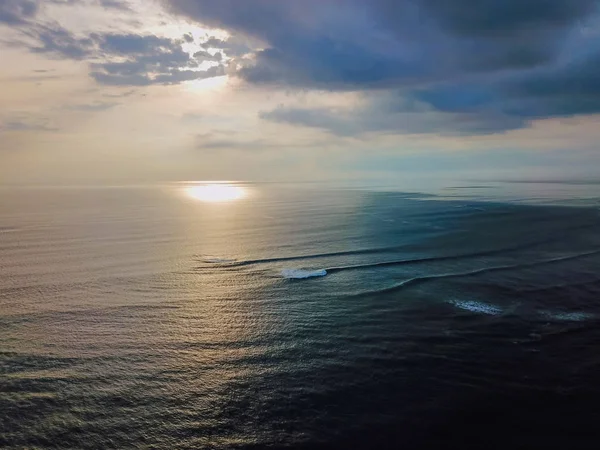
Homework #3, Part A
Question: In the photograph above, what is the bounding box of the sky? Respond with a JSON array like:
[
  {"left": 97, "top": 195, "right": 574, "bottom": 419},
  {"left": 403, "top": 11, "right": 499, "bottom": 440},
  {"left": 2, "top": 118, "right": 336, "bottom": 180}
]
[{"left": 1, "top": 0, "right": 600, "bottom": 185}]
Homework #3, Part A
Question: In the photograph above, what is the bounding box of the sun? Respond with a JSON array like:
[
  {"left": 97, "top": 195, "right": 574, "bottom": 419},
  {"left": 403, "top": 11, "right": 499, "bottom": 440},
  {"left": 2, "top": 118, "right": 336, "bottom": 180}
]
[{"left": 184, "top": 183, "right": 247, "bottom": 203}]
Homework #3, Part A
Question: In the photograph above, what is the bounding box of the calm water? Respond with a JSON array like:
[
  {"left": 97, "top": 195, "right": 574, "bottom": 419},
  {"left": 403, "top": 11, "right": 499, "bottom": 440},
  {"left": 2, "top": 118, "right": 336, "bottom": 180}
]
[{"left": 3, "top": 182, "right": 600, "bottom": 449}]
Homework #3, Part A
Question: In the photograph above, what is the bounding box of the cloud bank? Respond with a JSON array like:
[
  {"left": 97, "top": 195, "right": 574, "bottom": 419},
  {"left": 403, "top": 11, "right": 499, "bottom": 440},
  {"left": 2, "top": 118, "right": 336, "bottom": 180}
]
[{"left": 162, "top": 0, "right": 600, "bottom": 135}]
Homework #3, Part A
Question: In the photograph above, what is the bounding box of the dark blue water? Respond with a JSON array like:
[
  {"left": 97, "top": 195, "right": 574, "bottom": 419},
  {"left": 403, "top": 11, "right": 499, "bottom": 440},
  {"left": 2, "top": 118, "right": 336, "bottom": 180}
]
[{"left": 3, "top": 183, "right": 600, "bottom": 449}]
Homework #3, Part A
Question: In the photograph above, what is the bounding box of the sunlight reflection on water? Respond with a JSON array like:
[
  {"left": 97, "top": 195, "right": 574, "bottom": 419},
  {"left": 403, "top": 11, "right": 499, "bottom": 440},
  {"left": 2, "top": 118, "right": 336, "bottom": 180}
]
[{"left": 183, "top": 183, "right": 248, "bottom": 203}]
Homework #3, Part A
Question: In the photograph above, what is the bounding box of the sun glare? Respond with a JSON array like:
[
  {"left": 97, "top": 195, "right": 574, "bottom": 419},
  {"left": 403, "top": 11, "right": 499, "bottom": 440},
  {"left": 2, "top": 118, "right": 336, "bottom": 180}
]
[
  {"left": 186, "top": 75, "right": 228, "bottom": 92},
  {"left": 184, "top": 184, "right": 247, "bottom": 203}
]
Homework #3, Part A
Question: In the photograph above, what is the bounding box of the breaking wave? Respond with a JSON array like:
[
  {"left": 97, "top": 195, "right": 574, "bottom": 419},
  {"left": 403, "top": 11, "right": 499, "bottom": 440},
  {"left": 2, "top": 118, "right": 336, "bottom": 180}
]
[
  {"left": 281, "top": 269, "right": 328, "bottom": 279},
  {"left": 540, "top": 310, "right": 595, "bottom": 322},
  {"left": 449, "top": 300, "right": 503, "bottom": 315}
]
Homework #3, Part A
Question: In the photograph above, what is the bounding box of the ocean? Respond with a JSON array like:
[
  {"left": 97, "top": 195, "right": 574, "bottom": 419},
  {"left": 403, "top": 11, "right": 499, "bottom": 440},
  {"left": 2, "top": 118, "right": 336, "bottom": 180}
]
[{"left": 2, "top": 181, "right": 600, "bottom": 449}]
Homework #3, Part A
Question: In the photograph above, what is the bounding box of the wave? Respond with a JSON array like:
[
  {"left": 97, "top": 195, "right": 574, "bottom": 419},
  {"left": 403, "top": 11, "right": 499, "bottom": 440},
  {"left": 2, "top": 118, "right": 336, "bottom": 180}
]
[
  {"left": 221, "top": 222, "right": 599, "bottom": 271},
  {"left": 349, "top": 248, "right": 600, "bottom": 296},
  {"left": 448, "top": 305, "right": 595, "bottom": 322},
  {"left": 453, "top": 204, "right": 487, "bottom": 211},
  {"left": 540, "top": 310, "right": 595, "bottom": 322},
  {"left": 325, "top": 244, "right": 600, "bottom": 275},
  {"left": 224, "top": 239, "right": 538, "bottom": 269},
  {"left": 281, "top": 269, "right": 328, "bottom": 279},
  {"left": 449, "top": 300, "right": 502, "bottom": 315},
  {"left": 0, "top": 227, "right": 19, "bottom": 233},
  {"left": 225, "top": 246, "right": 410, "bottom": 267}
]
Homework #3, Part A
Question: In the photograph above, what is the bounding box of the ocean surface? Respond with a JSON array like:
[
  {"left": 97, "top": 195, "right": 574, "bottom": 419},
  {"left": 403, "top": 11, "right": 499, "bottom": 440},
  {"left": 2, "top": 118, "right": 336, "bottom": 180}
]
[{"left": 3, "top": 181, "right": 600, "bottom": 449}]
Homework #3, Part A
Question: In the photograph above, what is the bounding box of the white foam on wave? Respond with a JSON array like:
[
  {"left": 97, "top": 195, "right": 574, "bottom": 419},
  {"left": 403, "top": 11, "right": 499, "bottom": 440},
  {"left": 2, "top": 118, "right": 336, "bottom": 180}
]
[
  {"left": 449, "top": 300, "right": 502, "bottom": 315},
  {"left": 281, "top": 269, "right": 328, "bottom": 279},
  {"left": 540, "top": 310, "right": 595, "bottom": 322}
]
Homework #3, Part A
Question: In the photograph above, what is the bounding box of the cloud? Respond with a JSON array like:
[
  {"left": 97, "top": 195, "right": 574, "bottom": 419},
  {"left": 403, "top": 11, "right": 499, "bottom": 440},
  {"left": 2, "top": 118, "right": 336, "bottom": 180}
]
[
  {"left": 64, "top": 101, "right": 119, "bottom": 112},
  {"left": 194, "top": 130, "right": 330, "bottom": 151},
  {"left": 2, "top": 1, "right": 225, "bottom": 86},
  {"left": 420, "top": 0, "right": 597, "bottom": 36},
  {"left": 5, "top": 0, "right": 600, "bottom": 136},
  {"left": 195, "top": 131, "right": 274, "bottom": 151},
  {"left": 101, "top": 89, "right": 136, "bottom": 98},
  {"left": 91, "top": 61, "right": 225, "bottom": 86},
  {"left": 96, "top": 0, "right": 131, "bottom": 11},
  {"left": 0, "top": 0, "right": 38, "bottom": 25},
  {"left": 504, "top": 56, "right": 600, "bottom": 117},
  {"left": 192, "top": 49, "right": 222, "bottom": 62},
  {"left": 163, "top": 0, "right": 598, "bottom": 85},
  {"left": 14, "top": 21, "right": 227, "bottom": 85},
  {"left": 0, "top": 117, "right": 58, "bottom": 132},
  {"left": 30, "top": 24, "right": 96, "bottom": 59},
  {"left": 163, "top": 0, "right": 600, "bottom": 134},
  {"left": 200, "top": 36, "right": 253, "bottom": 58},
  {"left": 89, "top": 32, "right": 227, "bottom": 85},
  {"left": 99, "top": 33, "right": 174, "bottom": 55},
  {"left": 0, "top": 0, "right": 127, "bottom": 25},
  {"left": 260, "top": 103, "right": 526, "bottom": 137}
]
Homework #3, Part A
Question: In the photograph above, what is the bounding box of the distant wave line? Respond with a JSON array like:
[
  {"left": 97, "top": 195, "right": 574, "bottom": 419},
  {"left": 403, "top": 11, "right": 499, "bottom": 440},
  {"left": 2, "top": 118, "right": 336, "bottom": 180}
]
[
  {"left": 199, "top": 222, "right": 599, "bottom": 270},
  {"left": 325, "top": 239, "right": 599, "bottom": 274},
  {"left": 348, "top": 248, "right": 600, "bottom": 296},
  {"left": 202, "top": 246, "right": 412, "bottom": 266}
]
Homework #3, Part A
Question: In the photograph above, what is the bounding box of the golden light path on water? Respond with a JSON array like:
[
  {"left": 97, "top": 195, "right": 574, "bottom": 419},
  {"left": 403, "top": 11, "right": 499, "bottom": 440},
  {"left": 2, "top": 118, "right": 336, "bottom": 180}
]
[{"left": 184, "top": 183, "right": 248, "bottom": 203}]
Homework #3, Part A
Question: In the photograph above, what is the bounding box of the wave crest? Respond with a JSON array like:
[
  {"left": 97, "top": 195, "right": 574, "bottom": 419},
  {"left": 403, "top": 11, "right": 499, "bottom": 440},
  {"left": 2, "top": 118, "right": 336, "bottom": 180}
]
[
  {"left": 449, "top": 300, "right": 502, "bottom": 315},
  {"left": 281, "top": 269, "right": 328, "bottom": 279},
  {"left": 540, "top": 311, "right": 595, "bottom": 322}
]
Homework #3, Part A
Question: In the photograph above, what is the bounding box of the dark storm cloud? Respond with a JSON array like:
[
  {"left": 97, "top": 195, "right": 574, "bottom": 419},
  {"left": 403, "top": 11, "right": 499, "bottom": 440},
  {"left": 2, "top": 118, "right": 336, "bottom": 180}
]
[
  {"left": 163, "top": 0, "right": 598, "bottom": 85},
  {"left": 163, "top": 0, "right": 600, "bottom": 134},
  {"left": 504, "top": 55, "right": 600, "bottom": 117},
  {"left": 420, "top": 0, "right": 596, "bottom": 35}
]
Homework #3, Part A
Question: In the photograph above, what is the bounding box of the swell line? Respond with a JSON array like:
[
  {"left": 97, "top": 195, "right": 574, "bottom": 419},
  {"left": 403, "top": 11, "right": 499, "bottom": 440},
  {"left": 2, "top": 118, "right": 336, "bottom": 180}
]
[
  {"left": 350, "top": 248, "right": 600, "bottom": 296},
  {"left": 325, "top": 238, "right": 596, "bottom": 274},
  {"left": 200, "top": 221, "right": 599, "bottom": 269},
  {"left": 206, "top": 246, "right": 409, "bottom": 266}
]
